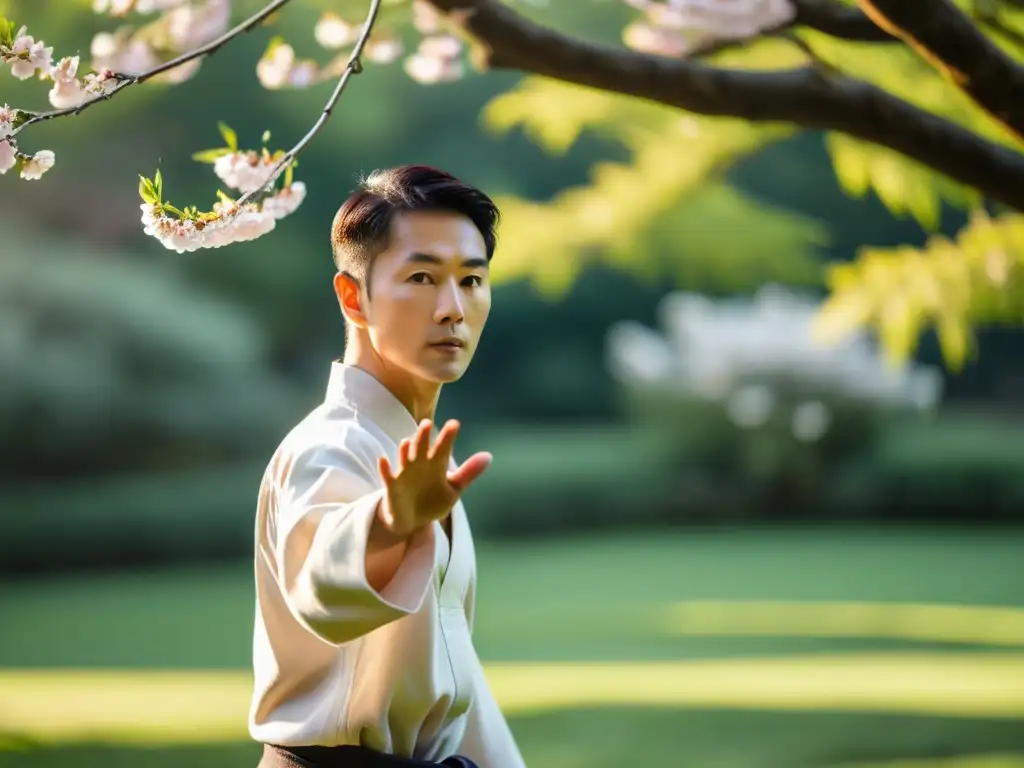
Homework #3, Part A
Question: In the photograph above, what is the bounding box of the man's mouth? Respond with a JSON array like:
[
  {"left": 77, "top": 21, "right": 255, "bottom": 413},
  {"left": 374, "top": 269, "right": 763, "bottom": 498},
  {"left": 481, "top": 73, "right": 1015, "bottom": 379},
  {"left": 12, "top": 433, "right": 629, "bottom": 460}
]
[{"left": 430, "top": 338, "right": 465, "bottom": 348}]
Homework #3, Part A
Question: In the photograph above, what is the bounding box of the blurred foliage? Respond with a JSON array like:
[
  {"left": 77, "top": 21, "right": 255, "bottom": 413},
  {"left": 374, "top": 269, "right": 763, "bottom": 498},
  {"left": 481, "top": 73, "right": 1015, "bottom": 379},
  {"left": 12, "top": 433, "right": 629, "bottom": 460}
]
[
  {"left": 0, "top": 222, "right": 304, "bottom": 481},
  {"left": 7, "top": 405, "right": 1024, "bottom": 575},
  {"left": 8, "top": 0, "right": 1024, "bottom": 368},
  {"left": 814, "top": 210, "right": 1024, "bottom": 370},
  {"left": 795, "top": 26, "right": 1021, "bottom": 228},
  {"left": 472, "top": 9, "right": 1024, "bottom": 364},
  {"left": 2, "top": 0, "right": 1024, "bottom": 555},
  {"left": 483, "top": 77, "right": 827, "bottom": 295}
]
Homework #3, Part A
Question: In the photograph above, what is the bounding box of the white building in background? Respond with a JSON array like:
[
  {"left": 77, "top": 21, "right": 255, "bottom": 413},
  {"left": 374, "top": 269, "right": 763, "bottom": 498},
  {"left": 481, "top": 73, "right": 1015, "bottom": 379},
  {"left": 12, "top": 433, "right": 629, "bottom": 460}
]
[{"left": 606, "top": 285, "right": 944, "bottom": 443}]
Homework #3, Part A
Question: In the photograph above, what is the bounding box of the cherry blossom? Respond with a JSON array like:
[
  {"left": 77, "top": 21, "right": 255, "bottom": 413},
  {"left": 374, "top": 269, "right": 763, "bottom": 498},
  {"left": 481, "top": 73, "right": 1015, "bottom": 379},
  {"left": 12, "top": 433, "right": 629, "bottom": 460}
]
[
  {"left": 261, "top": 181, "right": 307, "bottom": 219},
  {"left": 0, "top": 106, "right": 15, "bottom": 175},
  {"left": 0, "top": 140, "right": 15, "bottom": 175},
  {"left": 315, "top": 12, "right": 361, "bottom": 50},
  {"left": 0, "top": 0, "right": 806, "bottom": 256},
  {"left": 92, "top": 0, "right": 137, "bottom": 15},
  {"left": 93, "top": 0, "right": 189, "bottom": 15},
  {"left": 411, "top": 0, "right": 443, "bottom": 34},
  {"left": 142, "top": 202, "right": 277, "bottom": 252},
  {"left": 256, "top": 41, "right": 320, "bottom": 90},
  {"left": 1, "top": 25, "right": 53, "bottom": 80},
  {"left": 167, "top": 0, "right": 231, "bottom": 51},
  {"left": 213, "top": 150, "right": 279, "bottom": 194},
  {"left": 156, "top": 58, "right": 204, "bottom": 84},
  {"left": 91, "top": 32, "right": 160, "bottom": 74},
  {"left": 622, "top": 21, "right": 691, "bottom": 57},
  {"left": 48, "top": 57, "right": 89, "bottom": 109},
  {"left": 404, "top": 35, "right": 464, "bottom": 84},
  {"left": 621, "top": 0, "right": 796, "bottom": 55},
  {"left": 365, "top": 37, "right": 403, "bottom": 65},
  {"left": 135, "top": 0, "right": 191, "bottom": 13},
  {"left": 20, "top": 149, "right": 56, "bottom": 180},
  {"left": 139, "top": 179, "right": 304, "bottom": 252}
]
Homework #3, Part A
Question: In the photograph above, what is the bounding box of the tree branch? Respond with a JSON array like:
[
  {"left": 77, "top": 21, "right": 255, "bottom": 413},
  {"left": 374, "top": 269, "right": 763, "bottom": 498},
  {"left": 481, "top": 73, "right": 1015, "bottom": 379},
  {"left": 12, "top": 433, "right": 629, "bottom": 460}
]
[
  {"left": 791, "top": 0, "right": 894, "bottom": 42},
  {"left": 235, "top": 0, "right": 383, "bottom": 206},
  {"left": 429, "top": 0, "right": 1024, "bottom": 211},
  {"left": 9, "top": 0, "right": 297, "bottom": 140},
  {"left": 857, "top": 0, "right": 1024, "bottom": 142}
]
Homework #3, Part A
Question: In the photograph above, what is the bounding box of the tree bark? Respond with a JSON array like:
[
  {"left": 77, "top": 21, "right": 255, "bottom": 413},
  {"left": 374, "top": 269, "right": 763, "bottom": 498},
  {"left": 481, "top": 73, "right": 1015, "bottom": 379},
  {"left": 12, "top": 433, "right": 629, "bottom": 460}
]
[
  {"left": 428, "top": 0, "right": 1024, "bottom": 211},
  {"left": 858, "top": 0, "right": 1024, "bottom": 141},
  {"left": 792, "top": 0, "right": 895, "bottom": 42}
]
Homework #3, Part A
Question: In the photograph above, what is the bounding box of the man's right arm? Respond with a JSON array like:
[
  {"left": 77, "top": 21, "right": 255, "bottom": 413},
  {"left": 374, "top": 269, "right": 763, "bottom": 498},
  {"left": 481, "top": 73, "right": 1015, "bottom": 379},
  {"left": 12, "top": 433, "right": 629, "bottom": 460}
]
[{"left": 271, "top": 434, "right": 437, "bottom": 646}]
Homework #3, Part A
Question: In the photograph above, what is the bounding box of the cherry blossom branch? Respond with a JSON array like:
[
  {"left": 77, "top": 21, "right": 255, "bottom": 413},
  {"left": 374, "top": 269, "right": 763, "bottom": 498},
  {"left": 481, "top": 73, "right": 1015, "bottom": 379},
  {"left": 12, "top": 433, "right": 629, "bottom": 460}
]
[
  {"left": 857, "top": 0, "right": 1024, "bottom": 142},
  {"left": 8, "top": 0, "right": 296, "bottom": 140},
  {"left": 427, "top": 0, "right": 1024, "bottom": 211},
  {"left": 236, "top": 0, "right": 383, "bottom": 206}
]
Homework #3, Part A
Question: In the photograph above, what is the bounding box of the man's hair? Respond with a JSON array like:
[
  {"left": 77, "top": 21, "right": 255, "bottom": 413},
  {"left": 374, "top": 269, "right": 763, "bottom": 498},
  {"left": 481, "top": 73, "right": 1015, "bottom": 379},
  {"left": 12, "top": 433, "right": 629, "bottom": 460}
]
[{"left": 330, "top": 164, "right": 500, "bottom": 295}]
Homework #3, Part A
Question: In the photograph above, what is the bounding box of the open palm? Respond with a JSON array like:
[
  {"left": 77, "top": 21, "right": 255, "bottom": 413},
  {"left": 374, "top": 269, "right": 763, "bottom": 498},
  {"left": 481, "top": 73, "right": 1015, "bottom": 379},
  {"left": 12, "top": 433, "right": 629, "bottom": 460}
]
[{"left": 377, "top": 418, "right": 492, "bottom": 538}]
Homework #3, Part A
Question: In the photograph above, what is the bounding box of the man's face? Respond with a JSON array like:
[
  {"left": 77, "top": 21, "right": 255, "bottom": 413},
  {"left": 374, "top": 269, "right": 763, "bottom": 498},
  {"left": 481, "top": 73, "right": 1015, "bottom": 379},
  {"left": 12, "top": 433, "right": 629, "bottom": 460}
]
[{"left": 358, "top": 210, "right": 491, "bottom": 383}]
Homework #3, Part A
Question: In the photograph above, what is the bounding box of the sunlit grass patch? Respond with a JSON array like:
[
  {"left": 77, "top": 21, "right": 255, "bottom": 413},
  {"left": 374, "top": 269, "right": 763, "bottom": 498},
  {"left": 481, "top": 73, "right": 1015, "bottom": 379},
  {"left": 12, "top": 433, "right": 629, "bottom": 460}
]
[
  {"left": 833, "top": 754, "right": 1024, "bottom": 768},
  {"left": 667, "top": 601, "right": 1024, "bottom": 647},
  {"left": 2, "top": 653, "right": 1023, "bottom": 746}
]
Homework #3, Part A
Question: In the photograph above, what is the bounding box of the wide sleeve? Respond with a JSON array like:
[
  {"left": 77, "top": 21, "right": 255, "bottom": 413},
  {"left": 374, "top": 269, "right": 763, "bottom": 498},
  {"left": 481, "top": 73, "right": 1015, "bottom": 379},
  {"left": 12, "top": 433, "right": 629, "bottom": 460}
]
[
  {"left": 457, "top": 559, "right": 528, "bottom": 768},
  {"left": 457, "top": 659, "right": 528, "bottom": 768},
  {"left": 273, "top": 431, "right": 437, "bottom": 645}
]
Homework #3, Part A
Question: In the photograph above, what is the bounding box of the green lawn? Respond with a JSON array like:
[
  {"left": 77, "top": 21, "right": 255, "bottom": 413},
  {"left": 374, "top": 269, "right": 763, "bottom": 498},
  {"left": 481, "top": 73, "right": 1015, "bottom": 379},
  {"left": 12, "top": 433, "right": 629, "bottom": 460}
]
[{"left": 2, "top": 527, "right": 1023, "bottom": 768}]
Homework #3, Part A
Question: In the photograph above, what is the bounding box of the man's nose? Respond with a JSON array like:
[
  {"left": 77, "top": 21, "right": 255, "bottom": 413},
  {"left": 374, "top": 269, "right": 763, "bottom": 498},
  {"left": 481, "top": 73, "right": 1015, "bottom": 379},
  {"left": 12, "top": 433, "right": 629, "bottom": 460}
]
[{"left": 434, "top": 279, "right": 465, "bottom": 325}]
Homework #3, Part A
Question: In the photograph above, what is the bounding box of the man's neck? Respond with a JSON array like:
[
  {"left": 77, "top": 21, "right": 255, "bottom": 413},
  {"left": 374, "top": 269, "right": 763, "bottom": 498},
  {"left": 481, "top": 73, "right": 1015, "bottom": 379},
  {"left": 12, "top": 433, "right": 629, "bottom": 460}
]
[{"left": 342, "top": 339, "right": 442, "bottom": 424}]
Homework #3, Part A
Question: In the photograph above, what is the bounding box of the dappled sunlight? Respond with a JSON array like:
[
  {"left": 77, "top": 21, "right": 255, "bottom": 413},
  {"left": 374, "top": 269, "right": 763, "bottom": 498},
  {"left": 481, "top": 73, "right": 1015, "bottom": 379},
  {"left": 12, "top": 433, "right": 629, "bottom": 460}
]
[
  {"left": 3, "top": 652, "right": 1024, "bottom": 745},
  {"left": 667, "top": 601, "right": 1024, "bottom": 647}
]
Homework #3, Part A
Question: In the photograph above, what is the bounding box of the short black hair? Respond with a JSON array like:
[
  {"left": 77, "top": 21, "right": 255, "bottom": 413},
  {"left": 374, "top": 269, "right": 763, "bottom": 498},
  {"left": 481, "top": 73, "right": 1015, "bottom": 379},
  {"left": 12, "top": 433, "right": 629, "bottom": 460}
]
[{"left": 330, "top": 164, "right": 500, "bottom": 294}]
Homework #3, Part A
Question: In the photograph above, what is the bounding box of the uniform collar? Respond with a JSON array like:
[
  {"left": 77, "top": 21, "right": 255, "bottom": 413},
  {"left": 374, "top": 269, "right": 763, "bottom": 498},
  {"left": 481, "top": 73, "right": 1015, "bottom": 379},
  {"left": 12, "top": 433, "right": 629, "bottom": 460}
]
[{"left": 325, "top": 362, "right": 420, "bottom": 444}]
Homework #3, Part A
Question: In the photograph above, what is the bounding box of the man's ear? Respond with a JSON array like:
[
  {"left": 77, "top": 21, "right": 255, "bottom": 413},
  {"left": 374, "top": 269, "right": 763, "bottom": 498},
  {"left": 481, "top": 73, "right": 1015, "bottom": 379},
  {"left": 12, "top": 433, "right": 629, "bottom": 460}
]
[{"left": 333, "top": 271, "right": 368, "bottom": 329}]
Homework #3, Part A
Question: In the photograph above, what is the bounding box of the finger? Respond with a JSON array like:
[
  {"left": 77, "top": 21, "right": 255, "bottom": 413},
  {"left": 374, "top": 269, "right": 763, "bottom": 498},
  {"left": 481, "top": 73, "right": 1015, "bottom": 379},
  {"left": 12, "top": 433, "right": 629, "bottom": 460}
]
[
  {"left": 378, "top": 455, "right": 394, "bottom": 485},
  {"left": 398, "top": 438, "right": 411, "bottom": 469},
  {"left": 447, "top": 451, "right": 492, "bottom": 493},
  {"left": 408, "top": 419, "right": 433, "bottom": 463},
  {"left": 428, "top": 419, "right": 460, "bottom": 462}
]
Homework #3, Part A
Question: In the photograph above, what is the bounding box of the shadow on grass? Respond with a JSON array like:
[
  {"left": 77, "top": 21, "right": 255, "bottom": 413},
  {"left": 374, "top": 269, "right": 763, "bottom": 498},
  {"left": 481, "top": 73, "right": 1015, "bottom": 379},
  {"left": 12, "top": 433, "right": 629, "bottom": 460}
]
[{"left": 3, "top": 709, "right": 1024, "bottom": 768}]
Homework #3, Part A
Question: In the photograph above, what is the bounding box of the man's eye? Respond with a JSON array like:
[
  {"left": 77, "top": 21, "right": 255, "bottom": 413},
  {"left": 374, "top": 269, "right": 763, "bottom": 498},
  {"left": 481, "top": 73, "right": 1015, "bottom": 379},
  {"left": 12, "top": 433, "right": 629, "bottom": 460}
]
[
  {"left": 463, "top": 275, "right": 483, "bottom": 287},
  {"left": 409, "top": 273, "right": 432, "bottom": 284}
]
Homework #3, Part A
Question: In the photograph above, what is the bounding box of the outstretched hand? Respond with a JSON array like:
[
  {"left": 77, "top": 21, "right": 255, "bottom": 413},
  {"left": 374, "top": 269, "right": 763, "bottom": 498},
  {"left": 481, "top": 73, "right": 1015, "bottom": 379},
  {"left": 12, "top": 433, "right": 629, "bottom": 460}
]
[{"left": 377, "top": 419, "right": 491, "bottom": 538}]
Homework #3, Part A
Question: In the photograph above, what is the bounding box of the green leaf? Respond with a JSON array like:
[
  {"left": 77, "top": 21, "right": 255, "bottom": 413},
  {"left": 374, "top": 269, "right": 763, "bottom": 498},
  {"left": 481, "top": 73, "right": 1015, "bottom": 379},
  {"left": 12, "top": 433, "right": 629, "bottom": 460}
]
[
  {"left": 153, "top": 168, "right": 163, "bottom": 201},
  {"left": 824, "top": 133, "right": 981, "bottom": 232},
  {"left": 284, "top": 162, "right": 294, "bottom": 188},
  {"left": 937, "top": 313, "right": 972, "bottom": 372},
  {"left": 261, "top": 129, "right": 271, "bottom": 144},
  {"left": 216, "top": 189, "right": 235, "bottom": 206},
  {"left": 162, "top": 203, "right": 185, "bottom": 218},
  {"left": 481, "top": 76, "right": 685, "bottom": 155},
  {"left": 815, "top": 210, "right": 1024, "bottom": 368},
  {"left": 217, "top": 121, "right": 238, "bottom": 152},
  {"left": 825, "top": 134, "right": 870, "bottom": 198},
  {"left": 138, "top": 175, "right": 158, "bottom": 205},
  {"left": 191, "top": 147, "right": 233, "bottom": 163},
  {"left": 489, "top": 116, "right": 810, "bottom": 295}
]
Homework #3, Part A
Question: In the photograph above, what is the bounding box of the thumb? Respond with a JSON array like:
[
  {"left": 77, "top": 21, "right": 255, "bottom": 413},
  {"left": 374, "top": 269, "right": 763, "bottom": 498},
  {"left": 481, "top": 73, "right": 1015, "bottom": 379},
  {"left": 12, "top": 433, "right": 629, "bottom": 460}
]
[{"left": 447, "top": 451, "right": 492, "bottom": 493}]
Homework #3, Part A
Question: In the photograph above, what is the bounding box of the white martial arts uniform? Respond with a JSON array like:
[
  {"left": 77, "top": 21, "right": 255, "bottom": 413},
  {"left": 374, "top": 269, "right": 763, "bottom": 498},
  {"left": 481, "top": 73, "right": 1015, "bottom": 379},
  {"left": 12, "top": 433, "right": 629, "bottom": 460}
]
[{"left": 249, "top": 362, "right": 527, "bottom": 768}]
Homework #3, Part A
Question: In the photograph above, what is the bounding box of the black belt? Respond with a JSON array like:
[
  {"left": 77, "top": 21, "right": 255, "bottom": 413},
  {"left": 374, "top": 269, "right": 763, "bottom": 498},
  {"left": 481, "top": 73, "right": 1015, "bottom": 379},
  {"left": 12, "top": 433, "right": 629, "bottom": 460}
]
[{"left": 261, "top": 743, "right": 479, "bottom": 768}]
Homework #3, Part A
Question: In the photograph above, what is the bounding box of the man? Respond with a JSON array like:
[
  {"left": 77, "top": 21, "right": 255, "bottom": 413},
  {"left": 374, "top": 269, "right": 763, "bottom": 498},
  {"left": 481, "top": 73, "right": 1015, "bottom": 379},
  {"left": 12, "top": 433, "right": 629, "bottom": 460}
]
[{"left": 249, "top": 165, "right": 527, "bottom": 768}]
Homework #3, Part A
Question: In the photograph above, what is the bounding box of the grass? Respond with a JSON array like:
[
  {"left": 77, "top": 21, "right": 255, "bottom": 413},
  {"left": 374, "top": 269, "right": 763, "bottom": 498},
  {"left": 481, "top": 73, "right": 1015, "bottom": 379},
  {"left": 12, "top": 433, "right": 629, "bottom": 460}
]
[{"left": 1, "top": 527, "right": 1023, "bottom": 767}]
